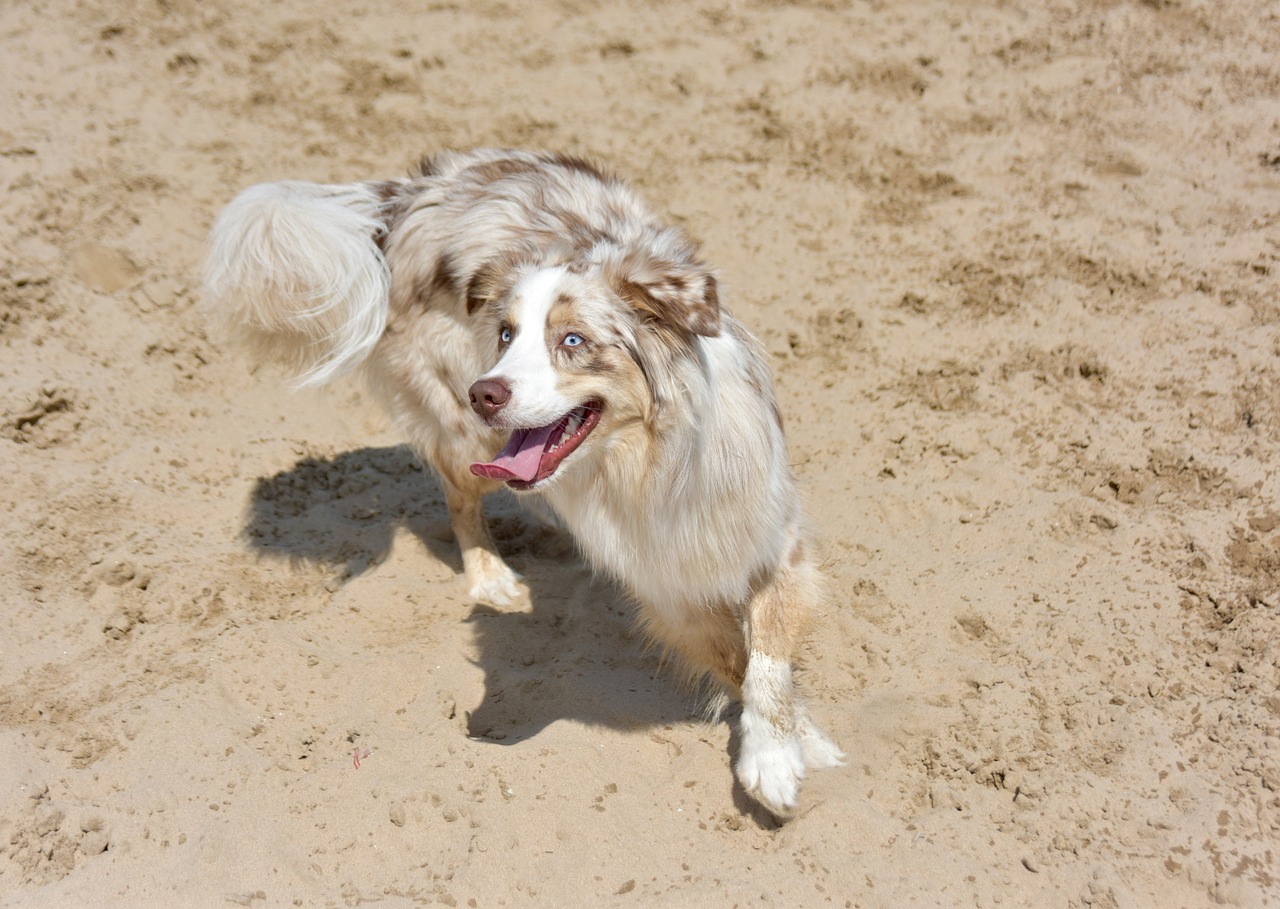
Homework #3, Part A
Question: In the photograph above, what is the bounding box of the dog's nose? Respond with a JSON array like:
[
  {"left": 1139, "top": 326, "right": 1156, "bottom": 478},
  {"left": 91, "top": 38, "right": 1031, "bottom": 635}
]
[{"left": 468, "top": 378, "right": 511, "bottom": 419}]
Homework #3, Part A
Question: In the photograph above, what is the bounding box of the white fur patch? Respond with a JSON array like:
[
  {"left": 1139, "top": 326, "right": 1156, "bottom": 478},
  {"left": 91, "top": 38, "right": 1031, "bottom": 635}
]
[
  {"left": 736, "top": 653, "right": 806, "bottom": 815},
  {"left": 478, "top": 266, "right": 576, "bottom": 427},
  {"left": 204, "top": 181, "right": 391, "bottom": 387},
  {"left": 798, "top": 705, "right": 847, "bottom": 770},
  {"left": 463, "top": 548, "right": 524, "bottom": 607}
]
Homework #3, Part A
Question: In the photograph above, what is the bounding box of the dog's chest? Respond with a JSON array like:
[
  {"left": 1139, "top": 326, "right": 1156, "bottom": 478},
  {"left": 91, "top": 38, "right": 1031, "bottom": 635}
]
[{"left": 546, "top": 480, "right": 766, "bottom": 613}]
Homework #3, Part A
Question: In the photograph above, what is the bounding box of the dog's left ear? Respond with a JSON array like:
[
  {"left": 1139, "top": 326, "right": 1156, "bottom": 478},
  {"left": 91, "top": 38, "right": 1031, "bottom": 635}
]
[{"left": 604, "top": 248, "right": 720, "bottom": 338}]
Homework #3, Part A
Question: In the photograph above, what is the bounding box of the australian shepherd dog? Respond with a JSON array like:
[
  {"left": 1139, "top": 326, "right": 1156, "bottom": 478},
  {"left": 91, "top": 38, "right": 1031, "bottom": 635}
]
[{"left": 204, "top": 149, "right": 843, "bottom": 816}]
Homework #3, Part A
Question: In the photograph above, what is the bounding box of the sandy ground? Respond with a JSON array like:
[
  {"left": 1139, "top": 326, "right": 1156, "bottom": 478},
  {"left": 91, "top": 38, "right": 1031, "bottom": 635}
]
[{"left": 2, "top": 0, "right": 1279, "bottom": 906}]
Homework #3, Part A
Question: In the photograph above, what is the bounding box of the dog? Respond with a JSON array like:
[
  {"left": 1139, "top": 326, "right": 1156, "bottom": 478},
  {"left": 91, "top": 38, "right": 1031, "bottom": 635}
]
[{"left": 203, "top": 149, "right": 843, "bottom": 816}]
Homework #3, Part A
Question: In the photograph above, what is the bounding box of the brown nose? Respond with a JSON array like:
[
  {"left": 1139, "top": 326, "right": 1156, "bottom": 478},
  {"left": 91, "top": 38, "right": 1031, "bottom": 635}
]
[{"left": 468, "top": 378, "right": 511, "bottom": 419}]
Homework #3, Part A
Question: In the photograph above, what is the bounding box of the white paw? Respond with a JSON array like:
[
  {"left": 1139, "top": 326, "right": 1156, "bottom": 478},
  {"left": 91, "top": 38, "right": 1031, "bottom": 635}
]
[
  {"left": 466, "top": 563, "right": 524, "bottom": 608},
  {"left": 736, "top": 719, "right": 806, "bottom": 817},
  {"left": 799, "top": 714, "right": 847, "bottom": 769},
  {"left": 461, "top": 544, "right": 526, "bottom": 607}
]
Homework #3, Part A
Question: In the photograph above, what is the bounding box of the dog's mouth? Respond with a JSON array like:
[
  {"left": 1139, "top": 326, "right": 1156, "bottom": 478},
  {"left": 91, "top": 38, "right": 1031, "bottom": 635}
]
[{"left": 469, "top": 402, "right": 602, "bottom": 489}]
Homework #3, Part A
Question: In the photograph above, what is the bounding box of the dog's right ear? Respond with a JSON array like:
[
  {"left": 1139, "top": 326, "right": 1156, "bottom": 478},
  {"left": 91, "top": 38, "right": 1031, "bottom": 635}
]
[
  {"left": 465, "top": 259, "right": 504, "bottom": 315},
  {"left": 464, "top": 250, "right": 538, "bottom": 315}
]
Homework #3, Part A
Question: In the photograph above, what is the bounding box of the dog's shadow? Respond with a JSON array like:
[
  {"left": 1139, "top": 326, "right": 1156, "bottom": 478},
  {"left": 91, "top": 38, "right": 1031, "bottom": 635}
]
[{"left": 244, "top": 445, "right": 701, "bottom": 744}]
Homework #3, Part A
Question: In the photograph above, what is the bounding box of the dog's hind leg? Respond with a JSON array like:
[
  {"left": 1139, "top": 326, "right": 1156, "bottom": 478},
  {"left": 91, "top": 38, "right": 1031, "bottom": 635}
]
[
  {"left": 734, "top": 553, "right": 844, "bottom": 817},
  {"left": 641, "top": 602, "right": 747, "bottom": 698},
  {"left": 438, "top": 468, "right": 524, "bottom": 608}
]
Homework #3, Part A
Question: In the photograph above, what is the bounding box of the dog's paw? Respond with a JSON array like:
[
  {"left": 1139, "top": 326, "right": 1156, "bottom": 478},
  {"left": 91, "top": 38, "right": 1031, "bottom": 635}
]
[
  {"left": 798, "top": 712, "right": 846, "bottom": 769},
  {"left": 464, "top": 554, "right": 525, "bottom": 608},
  {"left": 736, "top": 724, "right": 806, "bottom": 817},
  {"left": 460, "top": 547, "right": 524, "bottom": 611},
  {"left": 467, "top": 571, "right": 524, "bottom": 608}
]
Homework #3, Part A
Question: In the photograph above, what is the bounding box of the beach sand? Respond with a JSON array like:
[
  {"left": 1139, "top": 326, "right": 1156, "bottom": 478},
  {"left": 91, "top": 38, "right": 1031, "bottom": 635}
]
[{"left": 1, "top": 1, "right": 1278, "bottom": 905}]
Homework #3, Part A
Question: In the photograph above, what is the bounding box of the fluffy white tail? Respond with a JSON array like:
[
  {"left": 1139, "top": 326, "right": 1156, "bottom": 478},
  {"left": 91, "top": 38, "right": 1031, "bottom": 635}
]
[{"left": 203, "top": 180, "right": 393, "bottom": 386}]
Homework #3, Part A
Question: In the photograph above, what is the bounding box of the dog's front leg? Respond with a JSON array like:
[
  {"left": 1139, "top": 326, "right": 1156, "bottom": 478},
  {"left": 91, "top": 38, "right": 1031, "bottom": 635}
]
[
  {"left": 735, "top": 556, "right": 844, "bottom": 817},
  {"left": 440, "top": 472, "right": 524, "bottom": 607}
]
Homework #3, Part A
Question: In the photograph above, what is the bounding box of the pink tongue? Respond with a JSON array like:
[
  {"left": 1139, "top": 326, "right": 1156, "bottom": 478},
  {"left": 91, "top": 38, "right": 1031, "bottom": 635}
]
[{"left": 470, "top": 422, "right": 559, "bottom": 483}]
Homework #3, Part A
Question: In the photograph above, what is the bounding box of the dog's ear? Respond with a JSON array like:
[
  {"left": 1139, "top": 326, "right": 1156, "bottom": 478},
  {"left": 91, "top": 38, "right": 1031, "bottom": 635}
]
[
  {"left": 465, "top": 260, "right": 502, "bottom": 315},
  {"left": 603, "top": 247, "right": 720, "bottom": 338},
  {"left": 464, "top": 250, "right": 535, "bottom": 315}
]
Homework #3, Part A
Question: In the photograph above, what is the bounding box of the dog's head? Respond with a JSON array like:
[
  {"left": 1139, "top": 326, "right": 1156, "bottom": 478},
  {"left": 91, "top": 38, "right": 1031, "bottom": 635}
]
[{"left": 466, "top": 247, "right": 719, "bottom": 491}]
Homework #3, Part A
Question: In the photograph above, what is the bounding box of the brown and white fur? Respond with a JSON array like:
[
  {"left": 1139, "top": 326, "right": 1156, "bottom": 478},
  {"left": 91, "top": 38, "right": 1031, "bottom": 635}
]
[{"left": 203, "top": 149, "right": 843, "bottom": 816}]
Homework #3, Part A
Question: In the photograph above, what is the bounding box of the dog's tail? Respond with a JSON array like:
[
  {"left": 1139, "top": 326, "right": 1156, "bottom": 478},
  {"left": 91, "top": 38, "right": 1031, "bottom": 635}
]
[{"left": 203, "top": 180, "right": 396, "bottom": 386}]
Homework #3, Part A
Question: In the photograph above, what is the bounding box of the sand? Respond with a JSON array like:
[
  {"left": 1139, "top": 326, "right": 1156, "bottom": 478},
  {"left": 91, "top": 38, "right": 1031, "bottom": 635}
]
[{"left": 2, "top": 0, "right": 1278, "bottom": 906}]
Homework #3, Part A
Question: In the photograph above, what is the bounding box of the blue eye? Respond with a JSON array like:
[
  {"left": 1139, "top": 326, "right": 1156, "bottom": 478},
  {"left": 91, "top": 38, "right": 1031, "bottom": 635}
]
[
  {"left": 562, "top": 332, "right": 584, "bottom": 348},
  {"left": 500, "top": 327, "right": 512, "bottom": 344}
]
